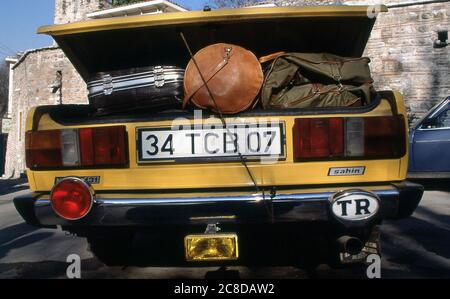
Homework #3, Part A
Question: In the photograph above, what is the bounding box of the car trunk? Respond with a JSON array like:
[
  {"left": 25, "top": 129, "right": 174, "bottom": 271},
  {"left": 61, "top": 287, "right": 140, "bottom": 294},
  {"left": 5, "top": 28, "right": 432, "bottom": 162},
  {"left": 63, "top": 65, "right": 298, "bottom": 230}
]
[{"left": 27, "top": 5, "right": 409, "bottom": 192}]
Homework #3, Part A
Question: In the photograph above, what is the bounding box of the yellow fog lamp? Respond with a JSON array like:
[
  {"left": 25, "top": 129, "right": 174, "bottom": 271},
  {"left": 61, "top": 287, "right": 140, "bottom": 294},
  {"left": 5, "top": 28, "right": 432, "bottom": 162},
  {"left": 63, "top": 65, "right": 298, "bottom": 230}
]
[{"left": 184, "top": 234, "right": 239, "bottom": 261}]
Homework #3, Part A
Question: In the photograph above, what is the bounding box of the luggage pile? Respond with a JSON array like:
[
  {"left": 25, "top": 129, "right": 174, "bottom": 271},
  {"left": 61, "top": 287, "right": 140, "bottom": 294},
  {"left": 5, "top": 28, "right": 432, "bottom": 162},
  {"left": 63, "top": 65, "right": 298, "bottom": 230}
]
[{"left": 87, "top": 44, "right": 375, "bottom": 116}]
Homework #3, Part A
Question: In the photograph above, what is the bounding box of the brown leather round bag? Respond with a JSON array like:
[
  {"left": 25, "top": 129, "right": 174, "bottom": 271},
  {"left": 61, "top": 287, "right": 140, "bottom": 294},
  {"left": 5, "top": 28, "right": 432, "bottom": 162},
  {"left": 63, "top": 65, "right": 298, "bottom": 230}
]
[{"left": 183, "top": 43, "right": 263, "bottom": 114}]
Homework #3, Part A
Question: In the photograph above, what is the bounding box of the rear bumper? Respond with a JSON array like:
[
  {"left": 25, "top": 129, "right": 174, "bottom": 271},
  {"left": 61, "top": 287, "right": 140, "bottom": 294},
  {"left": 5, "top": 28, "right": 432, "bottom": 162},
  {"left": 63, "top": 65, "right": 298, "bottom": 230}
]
[{"left": 14, "top": 181, "right": 423, "bottom": 228}]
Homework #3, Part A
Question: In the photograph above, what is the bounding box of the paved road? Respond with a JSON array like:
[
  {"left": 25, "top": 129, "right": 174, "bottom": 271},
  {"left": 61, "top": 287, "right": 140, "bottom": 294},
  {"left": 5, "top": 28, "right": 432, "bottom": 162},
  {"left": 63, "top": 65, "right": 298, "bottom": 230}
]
[{"left": 0, "top": 179, "right": 449, "bottom": 279}]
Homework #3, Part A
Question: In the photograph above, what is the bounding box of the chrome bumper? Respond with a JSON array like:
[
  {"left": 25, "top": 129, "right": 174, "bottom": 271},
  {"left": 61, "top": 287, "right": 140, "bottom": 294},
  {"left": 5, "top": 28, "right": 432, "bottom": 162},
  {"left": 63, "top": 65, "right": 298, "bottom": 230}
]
[{"left": 14, "top": 181, "right": 423, "bottom": 228}]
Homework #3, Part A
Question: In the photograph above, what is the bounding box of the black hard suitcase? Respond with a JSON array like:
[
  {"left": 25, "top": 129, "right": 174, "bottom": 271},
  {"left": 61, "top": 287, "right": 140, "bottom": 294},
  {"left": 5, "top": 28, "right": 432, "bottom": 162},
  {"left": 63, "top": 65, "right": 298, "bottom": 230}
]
[{"left": 87, "top": 66, "right": 184, "bottom": 115}]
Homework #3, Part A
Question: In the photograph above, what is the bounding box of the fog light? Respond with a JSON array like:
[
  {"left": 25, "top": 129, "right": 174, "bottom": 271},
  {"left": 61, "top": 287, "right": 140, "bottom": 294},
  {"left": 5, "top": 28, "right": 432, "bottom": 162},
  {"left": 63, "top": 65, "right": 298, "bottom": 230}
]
[
  {"left": 185, "top": 234, "right": 238, "bottom": 261},
  {"left": 50, "top": 177, "right": 94, "bottom": 220}
]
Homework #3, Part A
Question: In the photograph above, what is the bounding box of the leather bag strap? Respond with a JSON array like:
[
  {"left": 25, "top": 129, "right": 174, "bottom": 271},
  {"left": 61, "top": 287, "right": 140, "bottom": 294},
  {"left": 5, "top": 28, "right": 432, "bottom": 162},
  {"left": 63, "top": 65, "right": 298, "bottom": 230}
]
[
  {"left": 182, "top": 48, "right": 233, "bottom": 108},
  {"left": 259, "top": 51, "right": 285, "bottom": 64}
]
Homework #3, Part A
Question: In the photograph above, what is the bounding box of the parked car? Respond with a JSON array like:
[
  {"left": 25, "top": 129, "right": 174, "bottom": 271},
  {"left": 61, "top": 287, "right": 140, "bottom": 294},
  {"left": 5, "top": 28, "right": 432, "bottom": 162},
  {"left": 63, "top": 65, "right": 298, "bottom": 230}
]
[
  {"left": 409, "top": 97, "right": 450, "bottom": 178},
  {"left": 14, "top": 5, "right": 423, "bottom": 268}
]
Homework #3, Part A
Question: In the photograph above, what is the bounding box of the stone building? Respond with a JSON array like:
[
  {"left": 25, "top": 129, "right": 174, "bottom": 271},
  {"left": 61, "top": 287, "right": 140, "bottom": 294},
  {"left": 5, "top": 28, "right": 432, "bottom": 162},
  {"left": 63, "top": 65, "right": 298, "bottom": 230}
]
[
  {"left": 54, "top": 0, "right": 111, "bottom": 24},
  {"left": 3, "top": 0, "right": 450, "bottom": 178}
]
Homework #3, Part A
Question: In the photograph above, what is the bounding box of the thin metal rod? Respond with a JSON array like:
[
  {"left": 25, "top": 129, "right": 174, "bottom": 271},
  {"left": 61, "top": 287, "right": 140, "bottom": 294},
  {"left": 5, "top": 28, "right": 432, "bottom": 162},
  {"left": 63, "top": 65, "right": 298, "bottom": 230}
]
[{"left": 179, "top": 32, "right": 261, "bottom": 194}]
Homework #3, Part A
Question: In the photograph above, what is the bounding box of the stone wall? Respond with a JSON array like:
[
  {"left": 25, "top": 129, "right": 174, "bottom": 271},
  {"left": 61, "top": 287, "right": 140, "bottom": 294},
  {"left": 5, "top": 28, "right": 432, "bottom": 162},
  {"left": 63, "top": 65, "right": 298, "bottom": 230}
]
[
  {"left": 4, "top": 47, "right": 88, "bottom": 177},
  {"left": 54, "top": 0, "right": 110, "bottom": 24},
  {"left": 361, "top": 1, "right": 450, "bottom": 124}
]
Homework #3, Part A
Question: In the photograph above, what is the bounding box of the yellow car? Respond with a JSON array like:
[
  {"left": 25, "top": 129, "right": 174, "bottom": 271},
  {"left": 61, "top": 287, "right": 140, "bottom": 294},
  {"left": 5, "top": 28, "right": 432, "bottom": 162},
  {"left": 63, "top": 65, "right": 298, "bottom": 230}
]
[{"left": 14, "top": 5, "right": 423, "bottom": 267}]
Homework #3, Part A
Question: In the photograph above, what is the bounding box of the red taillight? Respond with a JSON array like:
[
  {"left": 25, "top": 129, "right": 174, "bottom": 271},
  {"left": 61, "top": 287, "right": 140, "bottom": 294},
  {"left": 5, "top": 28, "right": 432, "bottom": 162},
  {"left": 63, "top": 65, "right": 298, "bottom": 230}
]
[
  {"left": 50, "top": 178, "right": 94, "bottom": 220},
  {"left": 364, "top": 116, "right": 406, "bottom": 158},
  {"left": 26, "top": 130, "right": 62, "bottom": 168},
  {"left": 79, "top": 128, "right": 94, "bottom": 166},
  {"left": 79, "top": 127, "right": 127, "bottom": 166},
  {"left": 293, "top": 118, "right": 344, "bottom": 159},
  {"left": 293, "top": 115, "right": 406, "bottom": 160},
  {"left": 26, "top": 126, "right": 128, "bottom": 169}
]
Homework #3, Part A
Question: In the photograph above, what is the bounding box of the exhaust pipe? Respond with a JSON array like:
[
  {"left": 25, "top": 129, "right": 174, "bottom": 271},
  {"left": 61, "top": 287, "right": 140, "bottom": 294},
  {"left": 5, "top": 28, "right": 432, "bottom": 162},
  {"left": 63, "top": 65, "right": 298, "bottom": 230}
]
[{"left": 336, "top": 236, "right": 364, "bottom": 255}]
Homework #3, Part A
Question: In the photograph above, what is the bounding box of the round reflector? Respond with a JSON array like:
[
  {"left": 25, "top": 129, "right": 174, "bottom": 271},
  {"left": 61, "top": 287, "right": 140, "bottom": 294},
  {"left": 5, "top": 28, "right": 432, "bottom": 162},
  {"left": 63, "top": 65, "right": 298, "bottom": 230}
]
[{"left": 50, "top": 178, "right": 94, "bottom": 220}]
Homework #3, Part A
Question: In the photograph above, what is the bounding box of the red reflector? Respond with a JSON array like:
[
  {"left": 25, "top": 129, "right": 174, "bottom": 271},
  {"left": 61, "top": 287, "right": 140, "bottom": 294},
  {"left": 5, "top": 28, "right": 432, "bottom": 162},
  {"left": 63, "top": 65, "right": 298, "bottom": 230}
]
[
  {"left": 79, "top": 126, "right": 127, "bottom": 166},
  {"left": 25, "top": 130, "right": 62, "bottom": 168},
  {"left": 79, "top": 128, "right": 94, "bottom": 166},
  {"left": 329, "top": 118, "right": 345, "bottom": 157},
  {"left": 50, "top": 178, "right": 94, "bottom": 220},
  {"left": 364, "top": 115, "right": 406, "bottom": 158},
  {"left": 293, "top": 118, "right": 344, "bottom": 159}
]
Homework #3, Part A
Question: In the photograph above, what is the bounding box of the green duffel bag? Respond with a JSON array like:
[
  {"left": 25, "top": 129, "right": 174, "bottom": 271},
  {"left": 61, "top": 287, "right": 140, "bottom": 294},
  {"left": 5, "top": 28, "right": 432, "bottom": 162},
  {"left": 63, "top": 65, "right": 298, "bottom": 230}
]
[{"left": 261, "top": 53, "right": 375, "bottom": 109}]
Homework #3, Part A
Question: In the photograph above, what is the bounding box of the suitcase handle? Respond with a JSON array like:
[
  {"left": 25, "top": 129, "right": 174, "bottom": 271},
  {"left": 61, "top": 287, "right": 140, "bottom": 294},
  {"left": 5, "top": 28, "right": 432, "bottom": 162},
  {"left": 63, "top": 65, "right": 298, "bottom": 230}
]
[
  {"left": 154, "top": 66, "right": 166, "bottom": 88},
  {"left": 102, "top": 75, "right": 114, "bottom": 95}
]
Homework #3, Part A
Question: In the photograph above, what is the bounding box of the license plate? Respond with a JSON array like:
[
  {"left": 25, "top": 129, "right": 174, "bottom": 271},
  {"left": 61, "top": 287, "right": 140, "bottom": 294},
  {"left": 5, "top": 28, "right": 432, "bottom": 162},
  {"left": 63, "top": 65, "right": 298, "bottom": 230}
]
[{"left": 137, "top": 123, "right": 285, "bottom": 163}]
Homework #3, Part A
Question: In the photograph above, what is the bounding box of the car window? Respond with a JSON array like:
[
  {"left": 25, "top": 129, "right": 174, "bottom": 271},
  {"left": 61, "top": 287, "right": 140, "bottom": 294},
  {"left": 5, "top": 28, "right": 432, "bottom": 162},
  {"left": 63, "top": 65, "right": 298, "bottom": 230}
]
[
  {"left": 414, "top": 99, "right": 448, "bottom": 129},
  {"left": 436, "top": 104, "right": 450, "bottom": 128}
]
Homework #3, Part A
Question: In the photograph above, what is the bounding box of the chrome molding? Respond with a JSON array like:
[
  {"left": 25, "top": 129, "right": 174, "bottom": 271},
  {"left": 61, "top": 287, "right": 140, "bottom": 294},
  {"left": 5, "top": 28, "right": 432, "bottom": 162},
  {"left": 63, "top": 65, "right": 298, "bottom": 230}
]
[
  {"left": 30, "top": 186, "right": 401, "bottom": 226},
  {"left": 96, "top": 195, "right": 266, "bottom": 205},
  {"left": 35, "top": 187, "right": 399, "bottom": 207},
  {"left": 416, "top": 127, "right": 450, "bottom": 132}
]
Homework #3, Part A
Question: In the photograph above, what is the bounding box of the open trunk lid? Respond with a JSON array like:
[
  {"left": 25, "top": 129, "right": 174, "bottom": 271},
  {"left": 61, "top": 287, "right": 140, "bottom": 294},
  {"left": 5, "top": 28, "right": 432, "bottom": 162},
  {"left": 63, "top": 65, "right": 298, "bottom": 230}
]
[{"left": 38, "top": 5, "right": 387, "bottom": 81}]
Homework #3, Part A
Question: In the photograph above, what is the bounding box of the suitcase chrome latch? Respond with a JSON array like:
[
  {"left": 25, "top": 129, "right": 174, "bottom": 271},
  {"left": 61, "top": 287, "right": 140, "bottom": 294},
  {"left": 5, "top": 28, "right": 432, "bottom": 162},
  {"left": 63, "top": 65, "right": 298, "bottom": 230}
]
[
  {"left": 102, "top": 75, "right": 114, "bottom": 95},
  {"left": 154, "top": 66, "right": 165, "bottom": 88}
]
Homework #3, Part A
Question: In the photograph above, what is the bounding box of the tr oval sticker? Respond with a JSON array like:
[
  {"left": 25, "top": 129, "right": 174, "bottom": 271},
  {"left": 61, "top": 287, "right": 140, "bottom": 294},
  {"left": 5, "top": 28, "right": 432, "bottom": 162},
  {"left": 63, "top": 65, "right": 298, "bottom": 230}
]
[{"left": 331, "top": 192, "right": 379, "bottom": 221}]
